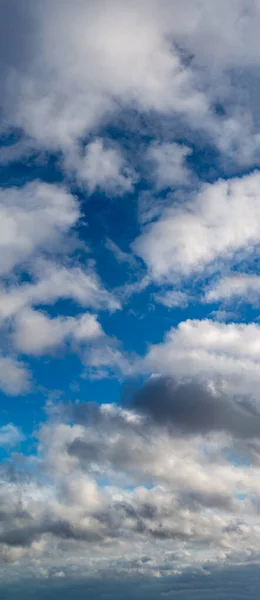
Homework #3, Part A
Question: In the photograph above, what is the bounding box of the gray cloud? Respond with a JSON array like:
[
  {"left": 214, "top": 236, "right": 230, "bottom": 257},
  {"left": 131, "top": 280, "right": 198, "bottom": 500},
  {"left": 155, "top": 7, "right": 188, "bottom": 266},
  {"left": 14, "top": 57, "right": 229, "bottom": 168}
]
[
  {"left": 2, "top": 398, "right": 260, "bottom": 587},
  {"left": 130, "top": 377, "right": 260, "bottom": 439}
]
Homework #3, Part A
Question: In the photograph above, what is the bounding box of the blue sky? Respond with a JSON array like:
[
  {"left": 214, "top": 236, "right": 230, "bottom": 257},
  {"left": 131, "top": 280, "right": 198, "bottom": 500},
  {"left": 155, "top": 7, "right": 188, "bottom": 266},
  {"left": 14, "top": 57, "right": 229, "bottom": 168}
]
[{"left": 2, "top": 1, "right": 260, "bottom": 598}]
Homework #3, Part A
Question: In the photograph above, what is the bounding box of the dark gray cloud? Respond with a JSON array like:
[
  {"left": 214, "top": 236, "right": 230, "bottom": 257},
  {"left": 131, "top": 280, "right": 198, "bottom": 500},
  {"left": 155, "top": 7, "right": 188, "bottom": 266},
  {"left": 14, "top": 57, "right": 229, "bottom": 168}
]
[{"left": 130, "top": 377, "right": 260, "bottom": 438}]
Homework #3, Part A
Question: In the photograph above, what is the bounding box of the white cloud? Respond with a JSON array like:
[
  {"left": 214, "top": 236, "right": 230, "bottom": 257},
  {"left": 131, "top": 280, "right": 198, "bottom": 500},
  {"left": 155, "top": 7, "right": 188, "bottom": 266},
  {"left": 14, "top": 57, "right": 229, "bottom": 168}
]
[
  {"left": 12, "top": 309, "right": 103, "bottom": 356},
  {"left": 3, "top": 395, "right": 260, "bottom": 579},
  {"left": 0, "top": 175, "right": 121, "bottom": 394},
  {"left": 146, "top": 141, "right": 192, "bottom": 190},
  {"left": 153, "top": 289, "right": 188, "bottom": 308},
  {"left": 0, "top": 356, "right": 30, "bottom": 395},
  {"left": 133, "top": 171, "right": 260, "bottom": 281},
  {"left": 0, "top": 424, "right": 24, "bottom": 448},
  {"left": 145, "top": 319, "right": 260, "bottom": 396},
  {"left": 0, "top": 261, "right": 120, "bottom": 321},
  {"left": 0, "top": 181, "right": 79, "bottom": 276},
  {"left": 0, "top": 179, "right": 120, "bottom": 389},
  {"left": 3, "top": 0, "right": 260, "bottom": 167},
  {"left": 206, "top": 273, "right": 260, "bottom": 304},
  {"left": 4, "top": 0, "right": 260, "bottom": 589},
  {"left": 0, "top": 1, "right": 209, "bottom": 153},
  {"left": 70, "top": 138, "right": 136, "bottom": 194}
]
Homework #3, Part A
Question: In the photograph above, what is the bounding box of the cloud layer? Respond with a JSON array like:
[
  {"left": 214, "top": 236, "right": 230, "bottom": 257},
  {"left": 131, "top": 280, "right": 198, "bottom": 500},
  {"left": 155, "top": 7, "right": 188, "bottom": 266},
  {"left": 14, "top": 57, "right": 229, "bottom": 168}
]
[{"left": 2, "top": 1, "right": 260, "bottom": 597}]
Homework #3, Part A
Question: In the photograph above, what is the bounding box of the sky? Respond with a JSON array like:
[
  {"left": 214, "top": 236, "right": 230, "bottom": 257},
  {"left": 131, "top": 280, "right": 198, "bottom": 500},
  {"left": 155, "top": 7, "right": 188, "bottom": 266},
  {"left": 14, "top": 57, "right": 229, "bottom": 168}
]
[{"left": 3, "top": 1, "right": 260, "bottom": 598}]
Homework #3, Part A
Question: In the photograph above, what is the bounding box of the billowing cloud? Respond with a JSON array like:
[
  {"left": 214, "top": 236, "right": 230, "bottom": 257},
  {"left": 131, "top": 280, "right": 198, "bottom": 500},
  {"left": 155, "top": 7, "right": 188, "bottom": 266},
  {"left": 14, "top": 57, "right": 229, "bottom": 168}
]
[
  {"left": 0, "top": 260, "right": 120, "bottom": 324},
  {"left": 133, "top": 172, "right": 260, "bottom": 281},
  {"left": 0, "top": 181, "right": 79, "bottom": 276},
  {"left": 3, "top": 2, "right": 260, "bottom": 597},
  {"left": 205, "top": 273, "right": 260, "bottom": 305},
  {"left": 12, "top": 309, "right": 103, "bottom": 356},
  {"left": 3, "top": 0, "right": 260, "bottom": 168},
  {"left": 0, "top": 356, "right": 30, "bottom": 395},
  {"left": 2, "top": 394, "right": 260, "bottom": 585},
  {"left": 0, "top": 179, "right": 119, "bottom": 393},
  {"left": 131, "top": 377, "right": 260, "bottom": 438},
  {"left": 145, "top": 319, "right": 260, "bottom": 396},
  {"left": 69, "top": 138, "right": 136, "bottom": 195},
  {"left": 0, "top": 0, "right": 209, "bottom": 153}
]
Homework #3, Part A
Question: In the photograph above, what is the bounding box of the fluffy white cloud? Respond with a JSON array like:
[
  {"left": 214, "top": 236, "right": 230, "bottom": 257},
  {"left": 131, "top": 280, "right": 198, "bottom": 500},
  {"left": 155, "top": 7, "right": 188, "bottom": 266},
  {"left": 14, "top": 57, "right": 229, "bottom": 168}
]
[
  {"left": 0, "top": 261, "right": 120, "bottom": 321},
  {"left": 12, "top": 309, "right": 103, "bottom": 356},
  {"left": 133, "top": 171, "right": 260, "bottom": 281},
  {"left": 145, "top": 318, "right": 260, "bottom": 396},
  {"left": 69, "top": 138, "right": 136, "bottom": 194},
  {"left": 0, "top": 178, "right": 120, "bottom": 393},
  {"left": 205, "top": 273, "right": 260, "bottom": 304},
  {"left": 0, "top": 356, "right": 30, "bottom": 395},
  {"left": 1, "top": 1, "right": 208, "bottom": 152},
  {"left": 0, "top": 181, "right": 79, "bottom": 276},
  {"left": 4, "top": 2, "right": 260, "bottom": 590},
  {"left": 3, "top": 0, "right": 260, "bottom": 167}
]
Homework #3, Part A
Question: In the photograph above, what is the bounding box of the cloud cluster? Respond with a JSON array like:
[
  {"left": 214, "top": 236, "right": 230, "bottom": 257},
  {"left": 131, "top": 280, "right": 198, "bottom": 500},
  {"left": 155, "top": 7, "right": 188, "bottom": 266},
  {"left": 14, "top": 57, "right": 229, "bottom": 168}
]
[
  {"left": 12, "top": 309, "right": 103, "bottom": 356},
  {"left": 0, "top": 1, "right": 208, "bottom": 154},
  {"left": 3, "top": 2, "right": 260, "bottom": 596},
  {"left": 3, "top": 0, "right": 260, "bottom": 169},
  {"left": 0, "top": 179, "right": 120, "bottom": 393},
  {"left": 2, "top": 383, "right": 260, "bottom": 584}
]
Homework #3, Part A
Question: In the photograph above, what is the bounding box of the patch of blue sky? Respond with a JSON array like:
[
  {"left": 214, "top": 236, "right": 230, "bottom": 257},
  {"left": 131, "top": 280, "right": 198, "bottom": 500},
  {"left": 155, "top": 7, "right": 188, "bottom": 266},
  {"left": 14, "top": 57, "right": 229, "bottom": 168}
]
[
  {"left": 223, "top": 449, "right": 252, "bottom": 468},
  {"left": 236, "top": 493, "right": 248, "bottom": 501}
]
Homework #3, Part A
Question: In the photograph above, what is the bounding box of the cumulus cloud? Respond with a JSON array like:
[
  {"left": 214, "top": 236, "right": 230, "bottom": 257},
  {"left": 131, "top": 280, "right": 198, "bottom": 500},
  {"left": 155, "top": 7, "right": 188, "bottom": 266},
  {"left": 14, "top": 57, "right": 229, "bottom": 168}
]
[
  {"left": 131, "top": 377, "right": 260, "bottom": 438},
  {"left": 205, "top": 273, "right": 260, "bottom": 304},
  {"left": 3, "top": 0, "right": 260, "bottom": 168},
  {"left": 0, "top": 261, "right": 120, "bottom": 321},
  {"left": 69, "top": 138, "right": 136, "bottom": 194},
  {"left": 0, "top": 177, "right": 120, "bottom": 393},
  {"left": 2, "top": 394, "right": 260, "bottom": 584},
  {"left": 4, "top": 2, "right": 260, "bottom": 596},
  {"left": 0, "top": 1, "right": 209, "bottom": 152},
  {"left": 12, "top": 309, "right": 103, "bottom": 356},
  {"left": 133, "top": 172, "right": 260, "bottom": 281},
  {"left": 0, "top": 356, "right": 30, "bottom": 395},
  {"left": 145, "top": 319, "right": 260, "bottom": 396},
  {"left": 0, "top": 181, "right": 79, "bottom": 276}
]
